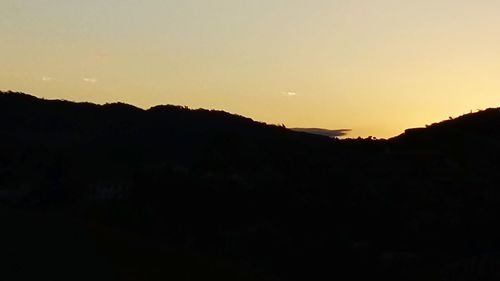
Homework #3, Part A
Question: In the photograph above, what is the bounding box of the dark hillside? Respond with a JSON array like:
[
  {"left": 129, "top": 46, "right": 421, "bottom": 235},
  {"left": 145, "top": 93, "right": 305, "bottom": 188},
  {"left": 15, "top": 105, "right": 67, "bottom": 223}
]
[{"left": 2, "top": 91, "right": 500, "bottom": 280}]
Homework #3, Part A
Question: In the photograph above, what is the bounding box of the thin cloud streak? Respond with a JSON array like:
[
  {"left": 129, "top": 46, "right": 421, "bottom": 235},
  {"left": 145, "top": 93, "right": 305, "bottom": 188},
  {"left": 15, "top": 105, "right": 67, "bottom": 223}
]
[
  {"left": 83, "top": 78, "right": 98, "bottom": 84},
  {"left": 291, "top": 128, "right": 351, "bottom": 138}
]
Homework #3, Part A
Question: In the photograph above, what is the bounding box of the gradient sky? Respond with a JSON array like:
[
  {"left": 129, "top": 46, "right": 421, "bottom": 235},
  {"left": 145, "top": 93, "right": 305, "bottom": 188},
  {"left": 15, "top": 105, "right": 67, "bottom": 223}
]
[{"left": 2, "top": 0, "right": 500, "bottom": 137}]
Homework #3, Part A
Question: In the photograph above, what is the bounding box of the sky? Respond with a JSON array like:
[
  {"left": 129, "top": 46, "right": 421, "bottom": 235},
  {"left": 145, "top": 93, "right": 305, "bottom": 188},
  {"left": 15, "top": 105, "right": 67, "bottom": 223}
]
[{"left": 2, "top": 0, "right": 500, "bottom": 138}]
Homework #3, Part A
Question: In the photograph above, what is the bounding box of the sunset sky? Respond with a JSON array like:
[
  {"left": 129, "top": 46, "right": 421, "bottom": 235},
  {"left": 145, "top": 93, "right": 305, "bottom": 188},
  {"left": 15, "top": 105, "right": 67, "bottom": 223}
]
[{"left": 2, "top": 0, "right": 500, "bottom": 137}]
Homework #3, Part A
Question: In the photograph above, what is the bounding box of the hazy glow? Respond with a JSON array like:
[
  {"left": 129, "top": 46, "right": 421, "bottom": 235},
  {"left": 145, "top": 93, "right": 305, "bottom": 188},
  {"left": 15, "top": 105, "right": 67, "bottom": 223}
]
[
  {"left": 83, "top": 78, "right": 98, "bottom": 84},
  {"left": 2, "top": 0, "right": 500, "bottom": 137}
]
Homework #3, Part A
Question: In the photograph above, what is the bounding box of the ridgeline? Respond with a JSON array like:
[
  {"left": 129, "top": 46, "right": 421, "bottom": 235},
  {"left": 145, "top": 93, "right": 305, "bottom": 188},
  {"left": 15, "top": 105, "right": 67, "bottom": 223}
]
[{"left": 2, "top": 91, "right": 500, "bottom": 280}]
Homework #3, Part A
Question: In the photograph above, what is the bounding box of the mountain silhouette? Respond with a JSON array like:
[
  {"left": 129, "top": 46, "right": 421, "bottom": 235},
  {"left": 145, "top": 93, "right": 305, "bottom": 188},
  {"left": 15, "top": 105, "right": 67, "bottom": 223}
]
[{"left": 2, "top": 91, "right": 500, "bottom": 280}]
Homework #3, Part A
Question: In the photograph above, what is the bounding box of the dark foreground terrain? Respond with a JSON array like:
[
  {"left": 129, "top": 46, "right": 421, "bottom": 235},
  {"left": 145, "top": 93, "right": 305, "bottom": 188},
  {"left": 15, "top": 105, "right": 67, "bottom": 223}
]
[{"left": 2, "top": 91, "right": 500, "bottom": 280}]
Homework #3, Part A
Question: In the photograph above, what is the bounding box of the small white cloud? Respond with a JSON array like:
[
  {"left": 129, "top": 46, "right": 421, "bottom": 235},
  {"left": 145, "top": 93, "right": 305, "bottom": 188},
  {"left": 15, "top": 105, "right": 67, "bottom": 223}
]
[
  {"left": 286, "top": 91, "right": 297, "bottom": 96},
  {"left": 42, "top": 76, "right": 52, "bottom": 82},
  {"left": 83, "top": 77, "right": 98, "bottom": 84}
]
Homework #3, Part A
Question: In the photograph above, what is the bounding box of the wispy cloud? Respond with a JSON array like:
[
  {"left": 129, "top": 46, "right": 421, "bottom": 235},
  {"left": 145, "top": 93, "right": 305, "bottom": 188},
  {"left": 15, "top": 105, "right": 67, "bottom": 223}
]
[
  {"left": 291, "top": 128, "right": 351, "bottom": 138},
  {"left": 42, "top": 76, "right": 52, "bottom": 82},
  {"left": 83, "top": 77, "right": 98, "bottom": 84},
  {"left": 95, "top": 51, "right": 109, "bottom": 58},
  {"left": 286, "top": 91, "right": 297, "bottom": 96}
]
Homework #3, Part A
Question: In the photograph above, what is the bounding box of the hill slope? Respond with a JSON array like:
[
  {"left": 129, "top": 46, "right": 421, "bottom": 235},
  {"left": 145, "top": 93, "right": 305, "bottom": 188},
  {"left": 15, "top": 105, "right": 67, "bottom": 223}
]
[{"left": 2, "top": 91, "right": 500, "bottom": 280}]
